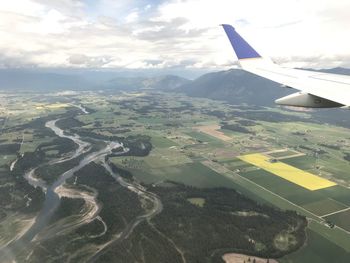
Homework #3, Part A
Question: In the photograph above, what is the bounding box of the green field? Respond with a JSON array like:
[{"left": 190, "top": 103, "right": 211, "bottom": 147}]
[
  {"left": 302, "top": 198, "right": 347, "bottom": 216},
  {"left": 186, "top": 131, "right": 225, "bottom": 147},
  {"left": 281, "top": 155, "right": 317, "bottom": 170},
  {"left": 131, "top": 162, "right": 244, "bottom": 188},
  {"left": 325, "top": 209, "right": 350, "bottom": 232},
  {"left": 150, "top": 136, "right": 178, "bottom": 148}
]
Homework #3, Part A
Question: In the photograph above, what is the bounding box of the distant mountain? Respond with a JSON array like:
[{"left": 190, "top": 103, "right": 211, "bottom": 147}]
[
  {"left": 0, "top": 69, "right": 189, "bottom": 92},
  {"left": 0, "top": 69, "right": 92, "bottom": 91},
  {"left": 177, "top": 67, "right": 350, "bottom": 107},
  {"left": 177, "top": 69, "right": 292, "bottom": 106},
  {"left": 143, "top": 75, "right": 190, "bottom": 90},
  {"left": 309, "top": 67, "right": 350, "bottom": 76},
  {"left": 107, "top": 75, "right": 189, "bottom": 91},
  {"left": 1, "top": 67, "right": 349, "bottom": 98}
]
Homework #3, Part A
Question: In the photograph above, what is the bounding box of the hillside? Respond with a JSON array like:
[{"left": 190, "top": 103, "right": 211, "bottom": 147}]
[
  {"left": 107, "top": 75, "right": 189, "bottom": 91},
  {"left": 177, "top": 69, "right": 291, "bottom": 106},
  {"left": 175, "top": 67, "right": 350, "bottom": 128}
]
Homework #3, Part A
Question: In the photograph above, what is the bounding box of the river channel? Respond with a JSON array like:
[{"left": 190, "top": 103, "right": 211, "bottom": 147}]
[{"left": 2, "top": 109, "right": 162, "bottom": 262}]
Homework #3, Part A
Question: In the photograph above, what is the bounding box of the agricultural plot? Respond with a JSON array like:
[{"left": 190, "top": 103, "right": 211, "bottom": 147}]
[
  {"left": 324, "top": 209, "right": 350, "bottom": 232},
  {"left": 35, "top": 103, "right": 70, "bottom": 110},
  {"left": 145, "top": 148, "right": 192, "bottom": 168},
  {"left": 284, "top": 155, "right": 350, "bottom": 185},
  {"left": 238, "top": 164, "right": 350, "bottom": 214},
  {"left": 130, "top": 162, "right": 242, "bottom": 189},
  {"left": 268, "top": 150, "right": 299, "bottom": 158},
  {"left": 186, "top": 131, "right": 225, "bottom": 147},
  {"left": 239, "top": 153, "right": 336, "bottom": 190},
  {"left": 150, "top": 135, "right": 178, "bottom": 148},
  {"left": 302, "top": 198, "right": 348, "bottom": 216},
  {"left": 318, "top": 186, "right": 350, "bottom": 206},
  {"left": 239, "top": 169, "right": 325, "bottom": 205},
  {"left": 230, "top": 151, "right": 350, "bottom": 261},
  {"left": 194, "top": 124, "right": 232, "bottom": 141}
]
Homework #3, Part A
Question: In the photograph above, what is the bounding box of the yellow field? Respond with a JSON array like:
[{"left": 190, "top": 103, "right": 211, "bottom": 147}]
[
  {"left": 238, "top": 153, "right": 336, "bottom": 191},
  {"left": 35, "top": 103, "right": 70, "bottom": 110}
]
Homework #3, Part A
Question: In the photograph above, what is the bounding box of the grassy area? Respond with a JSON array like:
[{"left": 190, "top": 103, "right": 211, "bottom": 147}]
[
  {"left": 187, "top": 197, "right": 206, "bottom": 207},
  {"left": 318, "top": 186, "right": 350, "bottom": 206},
  {"left": 0, "top": 154, "right": 16, "bottom": 166},
  {"left": 302, "top": 198, "right": 348, "bottom": 216},
  {"left": 268, "top": 150, "right": 298, "bottom": 158},
  {"left": 150, "top": 136, "right": 178, "bottom": 148},
  {"left": 131, "top": 162, "right": 244, "bottom": 188},
  {"left": 239, "top": 169, "right": 325, "bottom": 205},
  {"left": 308, "top": 220, "right": 350, "bottom": 252},
  {"left": 281, "top": 229, "right": 350, "bottom": 263},
  {"left": 186, "top": 131, "right": 225, "bottom": 147},
  {"left": 324, "top": 209, "right": 350, "bottom": 232}
]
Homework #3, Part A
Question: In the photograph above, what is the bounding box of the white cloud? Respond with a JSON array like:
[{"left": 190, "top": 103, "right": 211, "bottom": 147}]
[
  {"left": 125, "top": 10, "right": 139, "bottom": 23},
  {"left": 0, "top": 0, "right": 349, "bottom": 69},
  {"left": 155, "top": 0, "right": 350, "bottom": 69}
]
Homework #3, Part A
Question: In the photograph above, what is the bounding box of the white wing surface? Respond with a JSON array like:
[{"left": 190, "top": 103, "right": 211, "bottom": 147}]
[{"left": 221, "top": 24, "right": 350, "bottom": 108}]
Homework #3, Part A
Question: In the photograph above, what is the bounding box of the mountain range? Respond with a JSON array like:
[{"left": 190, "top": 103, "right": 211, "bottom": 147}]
[{"left": 1, "top": 67, "right": 350, "bottom": 109}]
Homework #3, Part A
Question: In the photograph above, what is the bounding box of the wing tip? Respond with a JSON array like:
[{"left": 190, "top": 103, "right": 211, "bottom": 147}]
[
  {"left": 221, "top": 24, "right": 261, "bottom": 60},
  {"left": 220, "top": 24, "right": 235, "bottom": 30}
]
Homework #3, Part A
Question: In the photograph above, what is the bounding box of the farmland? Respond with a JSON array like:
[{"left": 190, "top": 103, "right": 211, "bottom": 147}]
[
  {"left": 238, "top": 153, "right": 336, "bottom": 190},
  {"left": 1, "top": 90, "right": 350, "bottom": 262},
  {"left": 99, "top": 92, "right": 350, "bottom": 262}
]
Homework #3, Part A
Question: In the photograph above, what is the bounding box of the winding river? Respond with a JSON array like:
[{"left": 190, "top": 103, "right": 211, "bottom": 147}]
[{"left": 1, "top": 108, "right": 163, "bottom": 262}]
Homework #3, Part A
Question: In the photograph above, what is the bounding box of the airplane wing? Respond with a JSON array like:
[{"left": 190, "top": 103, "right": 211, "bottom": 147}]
[{"left": 221, "top": 24, "right": 350, "bottom": 108}]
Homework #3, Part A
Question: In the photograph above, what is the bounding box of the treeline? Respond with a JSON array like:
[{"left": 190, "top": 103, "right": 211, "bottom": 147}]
[
  {"left": 56, "top": 117, "right": 84, "bottom": 129},
  {"left": 1, "top": 150, "right": 45, "bottom": 214},
  {"left": 122, "top": 135, "right": 152, "bottom": 157},
  {"left": 230, "top": 110, "right": 314, "bottom": 124},
  {"left": 221, "top": 122, "right": 254, "bottom": 134},
  {"left": 37, "top": 137, "right": 77, "bottom": 155},
  {"left": 72, "top": 124, "right": 153, "bottom": 157},
  {"left": 0, "top": 143, "right": 20, "bottom": 154},
  {"left": 107, "top": 161, "right": 133, "bottom": 180},
  {"left": 35, "top": 156, "right": 82, "bottom": 185},
  {"left": 344, "top": 153, "right": 350, "bottom": 162}
]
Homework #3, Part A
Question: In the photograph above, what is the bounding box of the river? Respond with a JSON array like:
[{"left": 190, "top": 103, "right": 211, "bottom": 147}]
[{"left": 1, "top": 108, "right": 162, "bottom": 262}]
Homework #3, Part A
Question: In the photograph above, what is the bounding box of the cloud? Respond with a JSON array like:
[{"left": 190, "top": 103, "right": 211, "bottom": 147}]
[
  {"left": 135, "top": 17, "right": 207, "bottom": 42},
  {"left": 0, "top": 0, "right": 349, "bottom": 70},
  {"left": 68, "top": 54, "right": 112, "bottom": 67},
  {"left": 125, "top": 10, "right": 139, "bottom": 23}
]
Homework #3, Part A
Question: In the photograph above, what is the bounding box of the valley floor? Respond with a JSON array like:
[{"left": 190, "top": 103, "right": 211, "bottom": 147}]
[{"left": 0, "top": 90, "right": 350, "bottom": 262}]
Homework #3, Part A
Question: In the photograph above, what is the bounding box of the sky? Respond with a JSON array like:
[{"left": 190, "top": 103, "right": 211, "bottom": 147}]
[{"left": 0, "top": 0, "right": 350, "bottom": 71}]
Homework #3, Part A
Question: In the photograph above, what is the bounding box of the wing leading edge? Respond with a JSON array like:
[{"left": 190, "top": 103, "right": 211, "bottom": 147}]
[{"left": 221, "top": 24, "right": 350, "bottom": 108}]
